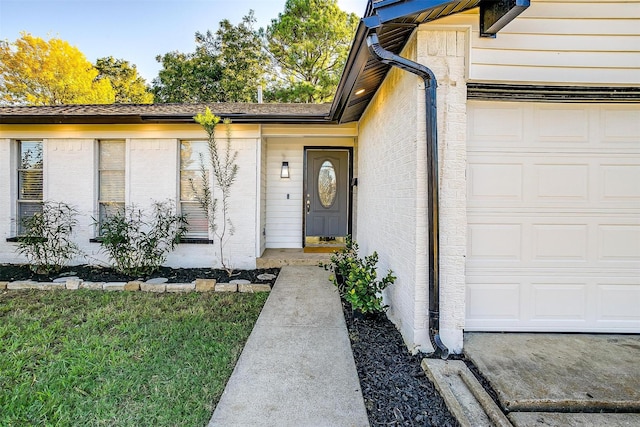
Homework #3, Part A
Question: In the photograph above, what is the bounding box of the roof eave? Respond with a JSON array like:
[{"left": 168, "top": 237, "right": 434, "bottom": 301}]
[
  {"left": 0, "top": 114, "right": 336, "bottom": 125},
  {"left": 330, "top": 0, "right": 530, "bottom": 123}
]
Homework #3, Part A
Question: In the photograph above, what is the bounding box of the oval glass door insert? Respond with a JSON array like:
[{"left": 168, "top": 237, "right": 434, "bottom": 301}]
[{"left": 318, "top": 160, "right": 337, "bottom": 208}]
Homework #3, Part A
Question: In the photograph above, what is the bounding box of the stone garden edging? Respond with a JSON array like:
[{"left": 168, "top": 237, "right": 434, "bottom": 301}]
[{"left": 0, "top": 277, "right": 272, "bottom": 293}]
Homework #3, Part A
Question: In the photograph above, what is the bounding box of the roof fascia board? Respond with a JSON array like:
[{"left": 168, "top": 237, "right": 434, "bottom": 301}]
[
  {"left": 0, "top": 114, "right": 335, "bottom": 125},
  {"left": 367, "top": 0, "right": 461, "bottom": 27}
]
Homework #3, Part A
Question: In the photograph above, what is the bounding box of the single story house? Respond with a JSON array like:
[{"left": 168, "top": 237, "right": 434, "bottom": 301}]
[{"left": 1, "top": 0, "right": 639, "bottom": 354}]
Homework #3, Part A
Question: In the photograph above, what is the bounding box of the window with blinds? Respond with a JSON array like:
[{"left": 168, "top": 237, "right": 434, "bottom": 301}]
[
  {"left": 98, "top": 140, "right": 125, "bottom": 232},
  {"left": 17, "top": 140, "right": 43, "bottom": 234},
  {"left": 180, "top": 140, "right": 209, "bottom": 239}
]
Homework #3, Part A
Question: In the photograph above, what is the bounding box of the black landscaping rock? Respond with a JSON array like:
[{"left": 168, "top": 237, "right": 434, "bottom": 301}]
[
  {"left": 342, "top": 301, "right": 460, "bottom": 427},
  {"left": 0, "top": 264, "right": 280, "bottom": 287}
]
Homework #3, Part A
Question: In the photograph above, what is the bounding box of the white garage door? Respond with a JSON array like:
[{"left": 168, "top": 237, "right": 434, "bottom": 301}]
[{"left": 466, "top": 101, "right": 640, "bottom": 332}]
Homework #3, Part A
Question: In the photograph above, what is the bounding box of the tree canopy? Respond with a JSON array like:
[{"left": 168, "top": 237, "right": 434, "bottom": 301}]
[
  {"left": 0, "top": 33, "right": 115, "bottom": 105},
  {"left": 153, "top": 1, "right": 358, "bottom": 104},
  {"left": 2, "top": 1, "right": 359, "bottom": 106},
  {"left": 152, "top": 11, "right": 266, "bottom": 103},
  {"left": 95, "top": 56, "right": 153, "bottom": 104},
  {"left": 265, "top": 0, "right": 358, "bottom": 103}
]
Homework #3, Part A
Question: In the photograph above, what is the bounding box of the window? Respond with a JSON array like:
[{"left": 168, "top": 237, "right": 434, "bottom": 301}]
[
  {"left": 17, "top": 140, "right": 43, "bottom": 234},
  {"left": 98, "top": 140, "right": 125, "bottom": 231},
  {"left": 180, "top": 140, "right": 209, "bottom": 239}
]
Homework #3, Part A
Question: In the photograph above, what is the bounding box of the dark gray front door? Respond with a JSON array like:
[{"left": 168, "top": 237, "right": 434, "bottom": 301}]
[{"left": 305, "top": 150, "right": 349, "bottom": 240}]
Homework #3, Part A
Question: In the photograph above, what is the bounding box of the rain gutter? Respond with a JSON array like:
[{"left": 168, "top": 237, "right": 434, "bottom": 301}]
[{"left": 365, "top": 32, "right": 449, "bottom": 359}]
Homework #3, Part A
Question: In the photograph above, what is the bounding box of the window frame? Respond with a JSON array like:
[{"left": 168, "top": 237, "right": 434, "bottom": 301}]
[
  {"left": 179, "top": 139, "right": 211, "bottom": 241},
  {"left": 96, "top": 139, "right": 126, "bottom": 236},
  {"left": 16, "top": 140, "right": 44, "bottom": 236}
]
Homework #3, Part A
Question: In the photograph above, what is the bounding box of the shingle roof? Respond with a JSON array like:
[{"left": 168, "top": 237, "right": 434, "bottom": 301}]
[{"left": 0, "top": 103, "right": 333, "bottom": 124}]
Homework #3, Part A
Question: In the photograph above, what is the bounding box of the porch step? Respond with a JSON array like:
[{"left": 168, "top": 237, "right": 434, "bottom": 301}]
[{"left": 257, "top": 248, "right": 332, "bottom": 269}]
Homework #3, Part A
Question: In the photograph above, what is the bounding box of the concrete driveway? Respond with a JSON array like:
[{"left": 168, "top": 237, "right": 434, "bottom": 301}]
[{"left": 464, "top": 333, "right": 640, "bottom": 427}]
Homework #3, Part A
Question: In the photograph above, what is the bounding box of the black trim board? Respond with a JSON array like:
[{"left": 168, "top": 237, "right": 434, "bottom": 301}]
[{"left": 467, "top": 84, "right": 640, "bottom": 103}]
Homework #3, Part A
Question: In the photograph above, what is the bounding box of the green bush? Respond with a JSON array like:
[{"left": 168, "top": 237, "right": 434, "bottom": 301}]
[
  {"left": 96, "top": 201, "right": 187, "bottom": 277},
  {"left": 322, "top": 236, "right": 396, "bottom": 314},
  {"left": 16, "top": 201, "right": 83, "bottom": 274},
  {"left": 344, "top": 251, "right": 396, "bottom": 314},
  {"left": 321, "top": 235, "right": 358, "bottom": 295}
]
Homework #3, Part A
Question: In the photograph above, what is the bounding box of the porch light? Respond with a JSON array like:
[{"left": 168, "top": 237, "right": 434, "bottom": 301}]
[
  {"left": 355, "top": 88, "right": 365, "bottom": 96},
  {"left": 281, "top": 161, "right": 290, "bottom": 178}
]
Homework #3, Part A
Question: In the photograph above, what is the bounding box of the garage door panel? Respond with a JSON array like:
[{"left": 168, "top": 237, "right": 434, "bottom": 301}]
[
  {"left": 466, "top": 282, "right": 521, "bottom": 320},
  {"left": 531, "top": 283, "right": 588, "bottom": 321},
  {"left": 597, "top": 284, "right": 640, "bottom": 323},
  {"left": 601, "top": 165, "right": 640, "bottom": 200},
  {"left": 535, "top": 107, "right": 590, "bottom": 142},
  {"left": 466, "top": 102, "right": 640, "bottom": 332},
  {"left": 468, "top": 163, "right": 523, "bottom": 201},
  {"left": 602, "top": 108, "right": 640, "bottom": 142},
  {"left": 468, "top": 224, "right": 522, "bottom": 261},
  {"left": 532, "top": 224, "right": 588, "bottom": 261},
  {"left": 469, "top": 154, "right": 640, "bottom": 210},
  {"left": 598, "top": 225, "right": 640, "bottom": 261},
  {"left": 468, "top": 105, "right": 524, "bottom": 142},
  {"left": 534, "top": 164, "right": 589, "bottom": 201}
]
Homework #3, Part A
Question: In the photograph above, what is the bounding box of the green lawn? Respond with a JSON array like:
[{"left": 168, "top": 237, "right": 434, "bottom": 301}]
[{"left": 0, "top": 289, "right": 268, "bottom": 426}]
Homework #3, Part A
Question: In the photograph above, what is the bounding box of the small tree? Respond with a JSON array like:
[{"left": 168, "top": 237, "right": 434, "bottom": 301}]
[
  {"left": 192, "top": 108, "right": 239, "bottom": 274},
  {"left": 96, "top": 201, "right": 187, "bottom": 277},
  {"left": 16, "top": 201, "right": 83, "bottom": 274}
]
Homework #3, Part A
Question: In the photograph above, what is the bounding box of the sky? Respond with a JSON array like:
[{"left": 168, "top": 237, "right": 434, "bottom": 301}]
[{"left": 0, "top": 0, "right": 369, "bottom": 83}]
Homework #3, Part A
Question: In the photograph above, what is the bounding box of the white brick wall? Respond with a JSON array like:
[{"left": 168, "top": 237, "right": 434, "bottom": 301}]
[
  {"left": 417, "top": 27, "right": 469, "bottom": 353},
  {"left": 357, "top": 27, "right": 468, "bottom": 353},
  {"left": 0, "top": 129, "right": 260, "bottom": 270},
  {"left": 357, "top": 36, "right": 428, "bottom": 351},
  {"left": 0, "top": 139, "right": 19, "bottom": 262}
]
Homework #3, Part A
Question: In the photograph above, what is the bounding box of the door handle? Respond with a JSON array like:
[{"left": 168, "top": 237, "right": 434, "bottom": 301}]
[{"left": 306, "top": 195, "right": 310, "bottom": 214}]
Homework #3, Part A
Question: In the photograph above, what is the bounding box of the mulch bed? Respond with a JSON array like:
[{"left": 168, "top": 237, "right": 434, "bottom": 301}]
[
  {"left": 342, "top": 301, "right": 460, "bottom": 427},
  {"left": 0, "top": 264, "right": 280, "bottom": 286}
]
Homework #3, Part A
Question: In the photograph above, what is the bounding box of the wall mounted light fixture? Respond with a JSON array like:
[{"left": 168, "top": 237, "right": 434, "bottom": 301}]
[{"left": 281, "top": 161, "right": 290, "bottom": 178}]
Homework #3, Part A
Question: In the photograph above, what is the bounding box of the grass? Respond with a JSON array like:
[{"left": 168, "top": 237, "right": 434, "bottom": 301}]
[{"left": 0, "top": 289, "right": 268, "bottom": 426}]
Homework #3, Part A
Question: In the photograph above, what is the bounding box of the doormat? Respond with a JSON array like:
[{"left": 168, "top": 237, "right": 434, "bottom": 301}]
[{"left": 303, "top": 246, "right": 343, "bottom": 254}]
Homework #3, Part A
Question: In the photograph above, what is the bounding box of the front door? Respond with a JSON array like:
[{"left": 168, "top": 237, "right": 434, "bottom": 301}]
[{"left": 305, "top": 149, "right": 349, "bottom": 244}]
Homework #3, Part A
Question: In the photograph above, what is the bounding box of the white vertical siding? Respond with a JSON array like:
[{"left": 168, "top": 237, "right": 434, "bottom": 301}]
[
  {"left": 265, "top": 137, "right": 355, "bottom": 249},
  {"left": 423, "top": 0, "right": 640, "bottom": 85}
]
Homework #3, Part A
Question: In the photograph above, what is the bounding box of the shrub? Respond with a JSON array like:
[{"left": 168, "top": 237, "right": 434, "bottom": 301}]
[
  {"left": 321, "top": 235, "right": 358, "bottom": 295},
  {"left": 344, "top": 251, "right": 396, "bottom": 315},
  {"left": 16, "top": 201, "right": 83, "bottom": 274},
  {"left": 96, "top": 201, "right": 187, "bottom": 277},
  {"left": 322, "top": 236, "right": 396, "bottom": 314}
]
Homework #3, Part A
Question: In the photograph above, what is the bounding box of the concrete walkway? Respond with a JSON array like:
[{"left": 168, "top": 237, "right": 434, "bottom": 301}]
[{"left": 208, "top": 266, "right": 369, "bottom": 427}]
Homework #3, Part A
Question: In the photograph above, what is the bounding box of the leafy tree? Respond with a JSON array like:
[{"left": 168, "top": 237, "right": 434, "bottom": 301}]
[
  {"left": 0, "top": 33, "right": 114, "bottom": 105},
  {"left": 95, "top": 56, "right": 153, "bottom": 104},
  {"left": 152, "top": 11, "right": 266, "bottom": 103},
  {"left": 265, "top": 0, "right": 358, "bottom": 103},
  {"left": 195, "top": 11, "right": 268, "bottom": 102},
  {"left": 152, "top": 50, "right": 222, "bottom": 103}
]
